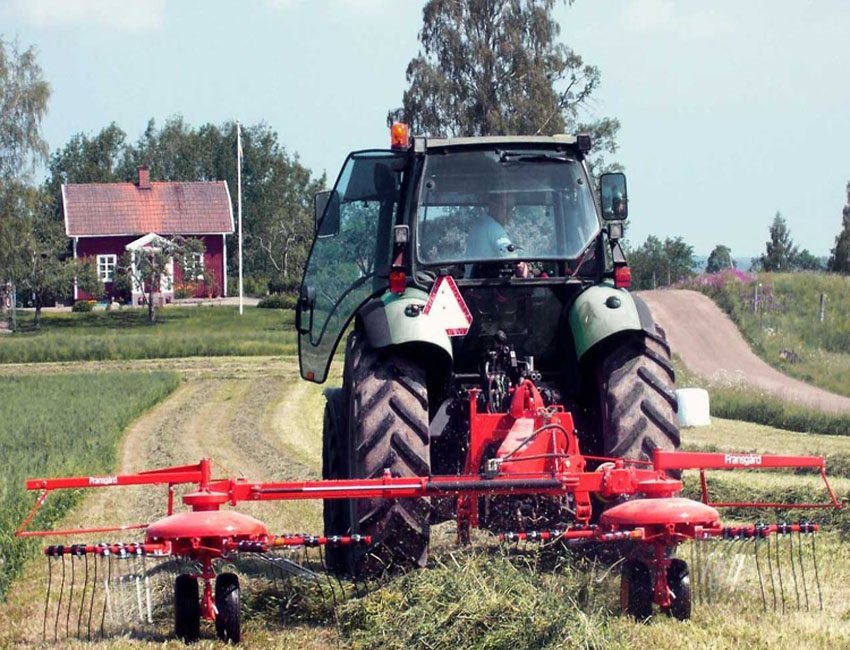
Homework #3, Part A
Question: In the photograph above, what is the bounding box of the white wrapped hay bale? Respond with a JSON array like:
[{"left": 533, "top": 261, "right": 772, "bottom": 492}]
[{"left": 676, "top": 388, "right": 711, "bottom": 427}]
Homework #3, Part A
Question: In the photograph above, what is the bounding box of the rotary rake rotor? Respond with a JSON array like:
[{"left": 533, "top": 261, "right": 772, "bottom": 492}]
[{"left": 16, "top": 381, "right": 843, "bottom": 643}]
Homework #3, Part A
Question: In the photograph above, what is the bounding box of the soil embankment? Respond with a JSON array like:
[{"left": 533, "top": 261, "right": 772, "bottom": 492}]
[{"left": 640, "top": 289, "right": 850, "bottom": 414}]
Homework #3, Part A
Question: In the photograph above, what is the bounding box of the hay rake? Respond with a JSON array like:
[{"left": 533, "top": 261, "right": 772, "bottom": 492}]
[{"left": 16, "top": 381, "right": 844, "bottom": 642}]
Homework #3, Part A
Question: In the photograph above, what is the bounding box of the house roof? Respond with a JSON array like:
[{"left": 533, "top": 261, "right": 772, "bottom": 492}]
[{"left": 63, "top": 179, "right": 235, "bottom": 237}]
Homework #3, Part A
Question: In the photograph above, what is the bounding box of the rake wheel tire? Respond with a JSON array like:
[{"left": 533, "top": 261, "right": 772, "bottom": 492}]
[
  {"left": 322, "top": 387, "right": 351, "bottom": 574},
  {"left": 621, "top": 559, "right": 653, "bottom": 620},
  {"left": 174, "top": 574, "right": 200, "bottom": 643},
  {"left": 347, "top": 331, "right": 430, "bottom": 577},
  {"left": 214, "top": 572, "right": 241, "bottom": 644},
  {"left": 666, "top": 558, "right": 691, "bottom": 621},
  {"left": 598, "top": 329, "right": 680, "bottom": 467}
]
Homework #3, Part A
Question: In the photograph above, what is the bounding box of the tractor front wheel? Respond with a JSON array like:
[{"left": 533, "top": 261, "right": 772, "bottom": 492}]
[{"left": 347, "top": 331, "right": 431, "bottom": 577}]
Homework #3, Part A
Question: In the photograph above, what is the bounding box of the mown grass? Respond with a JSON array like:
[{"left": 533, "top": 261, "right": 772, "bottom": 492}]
[
  {"left": 334, "top": 418, "right": 850, "bottom": 650},
  {"left": 682, "top": 271, "right": 850, "bottom": 398},
  {"left": 0, "top": 371, "right": 180, "bottom": 600},
  {"left": 0, "top": 306, "right": 296, "bottom": 362}
]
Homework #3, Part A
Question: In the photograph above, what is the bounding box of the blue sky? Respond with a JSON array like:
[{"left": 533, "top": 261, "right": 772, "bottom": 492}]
[{"left": 3, "top": 0, "right": 849, "bottom": 258}]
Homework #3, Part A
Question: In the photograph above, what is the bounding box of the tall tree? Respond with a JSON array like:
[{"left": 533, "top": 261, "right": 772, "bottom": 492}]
[
  {"left": 0, "top": 38, "right": 50, "bottom": 324},
  {"left": 399, "top": 0, "right": 619, "bottom": 170},
  {"left": 0, "top": 38, "right": 50, "bottom": 184},
  {"left": 757, "top": 212, "right": 798, "bottom": 272},
  {"left": 705, "top": 244, "right": 734, "bottom": 273},
  {"left": 828, "top": 181, "right": 850, "bottom": 273},
  {"left": 627, "top": 235, "right": 695, "bottom": 290}
]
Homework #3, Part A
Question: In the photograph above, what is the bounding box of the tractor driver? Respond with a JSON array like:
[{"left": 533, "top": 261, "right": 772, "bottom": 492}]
[{"left": 464, "top": 193, "right": 529, "bottom": 278}]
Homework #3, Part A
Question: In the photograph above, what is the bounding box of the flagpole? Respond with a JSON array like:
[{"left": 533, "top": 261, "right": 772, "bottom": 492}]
[{"left": 237, "top": 121, "right": 244, "bottom": 315}]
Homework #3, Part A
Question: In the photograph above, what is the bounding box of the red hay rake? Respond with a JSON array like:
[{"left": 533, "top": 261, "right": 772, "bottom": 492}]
[{"left": 16, "top": 381, "right": 844, "bottom": 643}]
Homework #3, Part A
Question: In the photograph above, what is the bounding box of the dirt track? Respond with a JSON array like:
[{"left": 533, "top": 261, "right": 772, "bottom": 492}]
[
  {"left": 640, "top": 289, "right": 850, "bottom": 415},
  {"left": 0, "top": 356, "right": 339, "bottom": 648}
]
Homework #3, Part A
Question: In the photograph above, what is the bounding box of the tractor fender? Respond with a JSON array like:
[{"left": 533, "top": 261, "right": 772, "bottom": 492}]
[
  {"left": 358, "top": 288, "right": 454, "bottom": 366},
  {"left": 569, "top": 284, "right": 656, "bottom": 360}
]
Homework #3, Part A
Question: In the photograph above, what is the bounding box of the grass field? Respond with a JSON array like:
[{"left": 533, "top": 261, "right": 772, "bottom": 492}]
[
  {"left": 684, "top": 271, "right": 850, "bottom": 398},
  {"left": 0, "top": 371, "right": 180, "bottom": 600},
  {"left": 0, "top": 306, "right": 296, "bottom": 363},
  {"left": 676, "top": 358, "right": 850, "bottom": 437},
  {"left": 0, "top": 357, "right": 847, "bottom": 648}
]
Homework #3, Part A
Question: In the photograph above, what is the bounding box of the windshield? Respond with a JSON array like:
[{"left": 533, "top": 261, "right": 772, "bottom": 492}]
[{"left": 415, "top": 149, "right": 599, "bottom": 267}]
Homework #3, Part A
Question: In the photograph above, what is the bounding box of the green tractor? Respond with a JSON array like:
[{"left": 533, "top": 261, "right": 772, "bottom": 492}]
[{"left": 296, "top": 125, "right": 679, "bottom": 576}]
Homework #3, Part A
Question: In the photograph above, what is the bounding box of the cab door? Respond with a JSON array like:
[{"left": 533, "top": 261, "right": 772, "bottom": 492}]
[{"left": 296, "top": 150, "right": 406, "bottom": 383}]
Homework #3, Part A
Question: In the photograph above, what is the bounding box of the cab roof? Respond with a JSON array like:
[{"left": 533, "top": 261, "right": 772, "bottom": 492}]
[{"left": 421, "top": 134, "right": 578, "bottom": 150}]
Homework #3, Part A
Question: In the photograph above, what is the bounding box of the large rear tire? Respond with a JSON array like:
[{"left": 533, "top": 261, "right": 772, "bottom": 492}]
[
  {"left": 322, "top": 387, "right": 351, "bottom": 574},
  {"left": 347, "top": 331, "right": 431, "bottom": 577},
  {"left": 598, "top": 329, "right": 680, "bottom": 465}
]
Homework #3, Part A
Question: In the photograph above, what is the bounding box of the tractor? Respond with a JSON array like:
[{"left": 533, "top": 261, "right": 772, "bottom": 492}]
[{"left": 296, "top": 123, "right": 679, "bottom": 576}]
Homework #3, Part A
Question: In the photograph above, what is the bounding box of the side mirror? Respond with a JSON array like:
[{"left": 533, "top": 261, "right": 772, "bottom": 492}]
[
  {"left": 295, "top": 284, "right": 316, "bottom": 335},
  {"left": 600, "top": 173, "right": 628, "bottom": 221},
  {"left": 314, "top": 190, "right": 340, "bottom": 237}
]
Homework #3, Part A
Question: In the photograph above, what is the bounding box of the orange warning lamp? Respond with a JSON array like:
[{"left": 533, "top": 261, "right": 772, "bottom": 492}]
[{"left": 390, "top": 122, "right": 410, "bottom": 149}]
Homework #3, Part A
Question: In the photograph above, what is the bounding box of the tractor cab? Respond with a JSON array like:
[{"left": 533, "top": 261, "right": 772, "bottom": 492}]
[{"left": 297, "top": 124, "right": 630, "bottom": 385}]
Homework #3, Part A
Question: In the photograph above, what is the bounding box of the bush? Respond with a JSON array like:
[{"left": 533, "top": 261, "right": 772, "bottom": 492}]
[
  {"left": 257, "top": 294, "right": 297, "bottom": 309},
  {"left": 71, "top": 300, "right": 96, "bottom": 312},
  {"left": 268, "top": 275, "right": 300, "bottom": 295}
]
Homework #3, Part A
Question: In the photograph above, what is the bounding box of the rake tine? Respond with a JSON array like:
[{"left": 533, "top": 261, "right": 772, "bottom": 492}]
[
  {"left": 43, "top": 555, "right": 53, "bottom": 642},
  {"left": 688, "top": 539, "right": 699, "bottom": 604},
  {"left": 77, "top": 553, "right": 89, "bottom": 638},
  {"left": 773, "top": 529, "right": 786, "bottom": 614},
  {"left": 764, "top": 533, "right": 778, "bottom": 611},
  {"left": 86, "top": 553, "right": 98, "bottom": 641},
  {"left": 787, "top": 530, "right": 800, "bottom": 610},
  {"left": 797, "top": 530, "right": 810, "bottom": 611},
  {"left": 133, "top": 552, "right": 144, "bottom": 623},
  {"left": 100, "top": 552, "right": 113, "bottom": 639},
  {"left": 142, "top": 554, "right": 153, "bottom": 624},
  {"left": 54, "top": 553, "right": 66, "bottom": 643},
  {"left": 754, "top": 536, "right": 768, "bottom": 612},
  {"left": 810, "top": 529, "right": 823, "bottom": 611},
  {"left": 65, "top": 553, "right": 75, "bottom": 638},
  {"left": 317, "top": 546, "right": 339, "bottom": 610}
]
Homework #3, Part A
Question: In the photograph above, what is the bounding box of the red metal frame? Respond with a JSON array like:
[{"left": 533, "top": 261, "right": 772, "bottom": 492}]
[{"left": 16, "top": 384, "right": 844, "bottom": 622}]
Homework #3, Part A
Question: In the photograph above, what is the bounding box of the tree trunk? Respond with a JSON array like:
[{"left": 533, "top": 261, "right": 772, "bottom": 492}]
[{"left": 148, "top": 279, "right": 156, "bottom": 323}]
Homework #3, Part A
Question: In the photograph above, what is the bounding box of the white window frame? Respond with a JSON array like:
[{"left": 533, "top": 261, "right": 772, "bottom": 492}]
[
  {"left": 188, "top": 252, "right": 204, "bottom": 280},
  {"left": 97, "top": 254, "right": 117, "bottom": 282}
]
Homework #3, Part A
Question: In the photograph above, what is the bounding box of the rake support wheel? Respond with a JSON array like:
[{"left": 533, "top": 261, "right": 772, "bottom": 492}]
[
  {"left": 174, "top": 574, "right": 200, "bottom": 643},
  {"left": 598, "top": 329, "right": 680, "bottom": 467},
  {"left": 621, "top": 559, "right": 653, "bottom": 620},
  {"left": 214, "top": 572, "right": 241, "bottom": 643},
  {"left": 347, "top": 331, "right": 430, "bottom": 577},
  {"left": 666, "top": 558, "right": 691, "bottom": 620}
]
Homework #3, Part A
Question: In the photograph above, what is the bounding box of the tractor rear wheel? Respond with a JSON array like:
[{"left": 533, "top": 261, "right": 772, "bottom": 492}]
[
  {"left": 322, "top": 387, "right": 351, "bottom": 574},
  {"left": 174, "top": 574, "right": 200, "bottom": 643},
  {"left": 347, "top": 331, "right": 431, "bottom": 577},
  {"left": 598, "top": 330, "right": 680, "bottom": 466}
]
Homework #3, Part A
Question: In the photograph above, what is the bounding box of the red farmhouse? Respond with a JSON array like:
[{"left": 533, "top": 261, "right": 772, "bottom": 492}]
[{"left": 63, "top": 167, "right": 234, "bottom": 303}]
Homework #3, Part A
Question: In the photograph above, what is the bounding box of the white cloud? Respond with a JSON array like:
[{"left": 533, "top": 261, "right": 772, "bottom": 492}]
[
  {"left": 9, "top": 0, "right": 166, "bottom": 32},
  {"left": 621, "top": 0, "right": 733, "bottom": 38}
]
